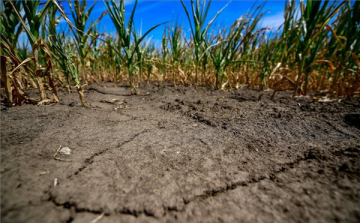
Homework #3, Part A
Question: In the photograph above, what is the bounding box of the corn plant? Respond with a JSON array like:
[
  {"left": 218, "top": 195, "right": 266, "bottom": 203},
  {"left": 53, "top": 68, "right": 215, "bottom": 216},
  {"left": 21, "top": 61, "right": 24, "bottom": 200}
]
[
  {"left": 8, "top": 0, "right": 58, "bottom": 103},
  {"left": 258, "top": 34, "right": 275, "bottom": 89},
  {"left": 137, "top": 40, "right": 157, "bottom": 83},
  {"left": 68, "top": 0, "right": 106, "bottom": 83},
  {"left": 278, "top": 0, "right": 298, "bottom": 67},
  {"left": 0, "top": 0, "right": 23, "bottom": 47},
  {"left": 168, "top": 21, "right": 184, "bottom": 86},
  {"left": 145, "top": 42, "right": 157, "bottom": 82},
  {"left": 327, "top": 1, "right": 360, "bottom": 97},
  {"left": 161, "top": 28, "right": 168, "bottom": 81},
  {"left": 134, "top": 33, "right": 152, "bottom": 83},
  {"left": 0, "top": 34, "right": 39, "bottom": 105},
  {"left": 180, "top": 0, "right": 228, "bottom": 87},
  {"left": 1, "top": 0, "right": 359, "bottom": 104},
  {"left": 104, "top": 0, "right": 165, "bottom": 94},
  {"left": 104, "top": 35, "right": 122, "bottom": 82},
  {"left": 88, "top": 27, "right": 102, "bottom": 83},
  {"left": 208, "top": 5, "right": 265, "bottom": 89},
  {"left": 21, "top": 1, "right": 53, "bottom": 45},
  {"left": 293, "top": 0, "right": 345, "bottom": 96},
  {"left": 48, "top": 32, "right": 86, "bottom": 105}
]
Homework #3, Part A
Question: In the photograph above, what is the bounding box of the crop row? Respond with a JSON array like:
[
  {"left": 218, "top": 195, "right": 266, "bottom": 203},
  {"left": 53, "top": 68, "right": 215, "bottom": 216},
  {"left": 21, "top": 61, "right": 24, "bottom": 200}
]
[{"left": 0, "top": 0, "right": 359, "bottom": 106}]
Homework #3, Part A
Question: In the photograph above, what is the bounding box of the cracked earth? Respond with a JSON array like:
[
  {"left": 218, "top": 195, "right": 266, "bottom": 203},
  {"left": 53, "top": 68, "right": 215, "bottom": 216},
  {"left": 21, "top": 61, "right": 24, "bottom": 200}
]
[{"left": 1, "top": 83, "right": 360, "bottom": 223}]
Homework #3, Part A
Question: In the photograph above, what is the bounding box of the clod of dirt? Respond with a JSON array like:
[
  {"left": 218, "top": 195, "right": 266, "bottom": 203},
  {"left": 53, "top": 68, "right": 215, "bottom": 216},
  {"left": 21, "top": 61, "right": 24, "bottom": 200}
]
[{"left": 59, "top": 147, "right": 72, "bottom": 155}]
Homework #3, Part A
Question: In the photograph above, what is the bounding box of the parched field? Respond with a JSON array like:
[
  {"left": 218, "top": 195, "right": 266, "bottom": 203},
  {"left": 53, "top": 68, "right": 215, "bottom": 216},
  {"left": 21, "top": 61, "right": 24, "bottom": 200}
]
[{"left": 1, "top": 83, "right": 360, "bottom": 223}]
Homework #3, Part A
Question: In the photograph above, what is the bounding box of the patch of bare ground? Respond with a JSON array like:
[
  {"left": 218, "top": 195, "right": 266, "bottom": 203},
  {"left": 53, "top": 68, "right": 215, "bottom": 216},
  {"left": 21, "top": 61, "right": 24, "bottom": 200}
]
[{"left": 1, "top": 83, "right": 360, "bottom": 223}]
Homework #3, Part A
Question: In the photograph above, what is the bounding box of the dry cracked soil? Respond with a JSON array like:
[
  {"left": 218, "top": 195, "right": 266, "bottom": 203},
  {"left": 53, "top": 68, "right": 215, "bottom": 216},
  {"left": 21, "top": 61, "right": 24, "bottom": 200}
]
[{"left": 1, "top": 83, "right": 360, "bottom": 223}]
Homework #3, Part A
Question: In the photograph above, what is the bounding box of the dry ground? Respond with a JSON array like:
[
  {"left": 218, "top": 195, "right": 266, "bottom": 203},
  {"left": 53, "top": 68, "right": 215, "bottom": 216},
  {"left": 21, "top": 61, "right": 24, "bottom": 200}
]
[{"left": 1, "top": 83, "right": 360, "bottom": 223}]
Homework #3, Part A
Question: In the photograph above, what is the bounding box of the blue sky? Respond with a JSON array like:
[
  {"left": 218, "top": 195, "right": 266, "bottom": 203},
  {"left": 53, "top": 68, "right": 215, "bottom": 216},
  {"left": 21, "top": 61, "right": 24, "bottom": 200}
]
[
  {"left": 20, "top": 0, "right": 288, "bottom": 46},
  {"left": 97, "top": 0, "right": 285, "bottom": 36}
]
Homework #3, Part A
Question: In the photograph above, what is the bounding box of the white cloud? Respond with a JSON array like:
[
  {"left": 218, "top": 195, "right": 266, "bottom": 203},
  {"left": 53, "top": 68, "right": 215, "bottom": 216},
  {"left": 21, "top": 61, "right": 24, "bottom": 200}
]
[{"left": 261, "top": 12, "right": 284, "bottom": 31}]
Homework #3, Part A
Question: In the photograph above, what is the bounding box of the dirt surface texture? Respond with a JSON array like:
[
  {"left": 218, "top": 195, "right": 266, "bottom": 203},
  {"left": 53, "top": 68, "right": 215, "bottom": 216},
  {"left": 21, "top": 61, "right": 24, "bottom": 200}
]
[{"left": 1, "top": 83, "right": 360, "bottom": 223}]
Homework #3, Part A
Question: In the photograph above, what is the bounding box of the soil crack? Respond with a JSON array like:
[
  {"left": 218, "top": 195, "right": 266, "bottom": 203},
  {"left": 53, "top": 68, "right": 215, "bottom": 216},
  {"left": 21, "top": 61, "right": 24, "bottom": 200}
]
[
  {"left": 115, "top": 207, "right": 157, "bottom": 218},
  {"left": 160, "top": 102, "right": 217, "bottom": 127},
  {"left": 325, "top": 121, "right": 355, "bottom": 138},
  {"left": 163, "top": 150, "right": 314, "bottom": 217},
  {"left": 49, "top": 193, "right": 158, "bottom": 220},
  {"left": 196, "top": 150, "right": 314, "bottom": 200},
  {"left": 69, "top": 129, "right": 150, "bottom": 178},
  {"left": 48, "top": 193, "right": 108, "bottom": 223}
]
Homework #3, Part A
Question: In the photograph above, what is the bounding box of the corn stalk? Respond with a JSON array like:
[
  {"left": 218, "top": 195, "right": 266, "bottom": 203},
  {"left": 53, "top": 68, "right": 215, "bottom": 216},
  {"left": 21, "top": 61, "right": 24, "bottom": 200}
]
[
  {"left": 293, "top": 0, "right": 345, "bottom": 96},
  {"left": 104, "top": 0, "right": 165, "bottom": 95},
  {"left": 69, "top": 0, "right": 106, "bottom": 83},
  {"left": 180, "top": 0, "right": 228, "bottom": 87}
]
